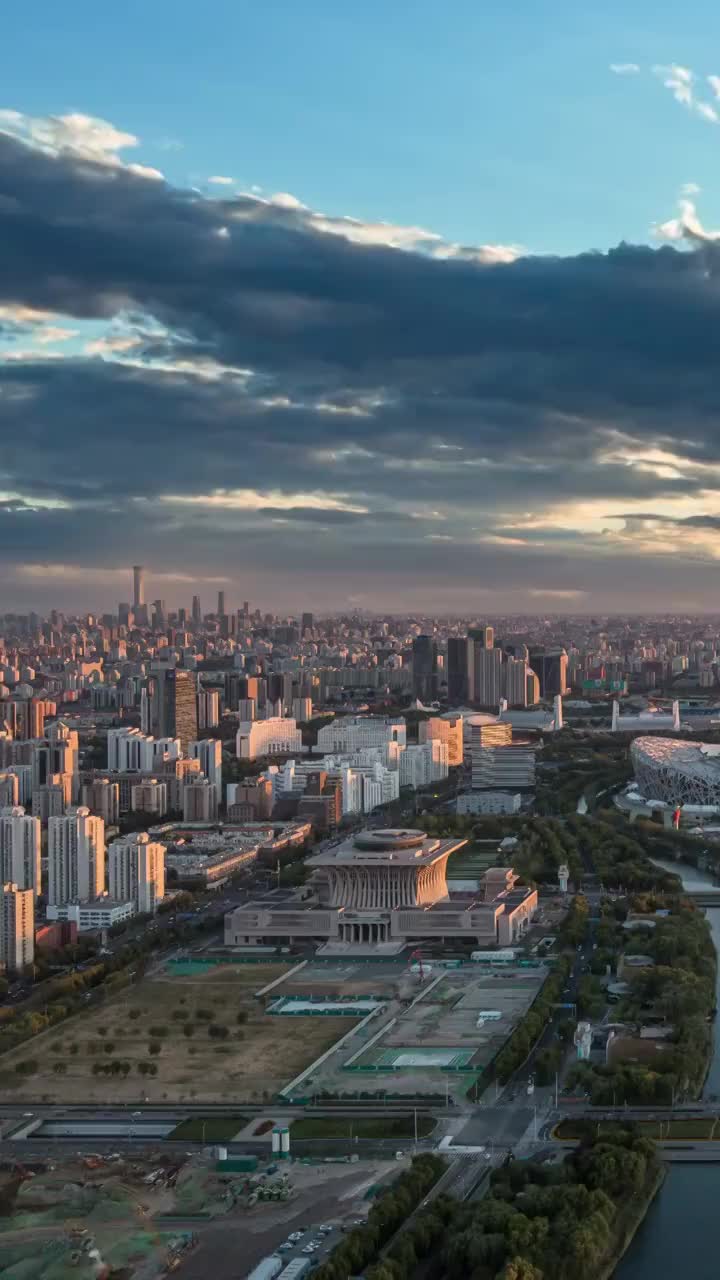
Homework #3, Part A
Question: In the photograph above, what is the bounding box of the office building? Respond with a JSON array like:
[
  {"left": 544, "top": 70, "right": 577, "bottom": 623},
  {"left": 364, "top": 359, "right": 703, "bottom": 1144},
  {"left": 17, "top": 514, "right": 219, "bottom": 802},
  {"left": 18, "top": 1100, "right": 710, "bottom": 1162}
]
[
  {"left": 237, "top": 717, "right": 304, "bottom": 761},
  {"left": 48, "top": 806, "right": 105, "bottom": 905},
  {"left": 447, "top": 636, "right": 474, "bottom": 703},
  {"left": 148, "top": 665, "right": 198, "bottom": 751},
  {"left": 189, "top": 738, "right": 222, "bottom": 805},
  {"left": 80, "top": 778, "right": 120, "bottom": 826},
  {"left": 315, "top": 717, "right": 406, "bottom": 755},
  {"left": 182, "top": 776, "right": 218, "bottom": 822},
  {"left": 46, "top": 899, "right": 133, "bottom": 932},
  {"left": 412, "top": 635, "right": 438, "bottom": 701},
  {"left": 217, "top": 590, "right": 226, "bottom": 617},
  {"left": 457, "top": 791, "right": 522, "bottom": 815},
  {"left": 301, "top": 612, "right": 314, "bottom": 635},
  {"left": 474, "top": 646, "right": 503, "bottom": 707},
  {"left": 529, "top": 648, "right": 569, "bottom": 698},
  {"left": 192, "top": 595, "right": 202, "bottom": 626},
  {"left": 419, "top": 715, "right": 464, "bottom": 767},
  {"left": 108, "top": 833, "right": 165, "bottom": 914},
  {"left": 0, "top": 807, "right": 41, "bottom": 896},
  {"left": 471, "top": 744, "right": 536, "bottom": 790},
  {"left": 131, "top": 779, "right": 168, "bottom": 817},
  {"left": 225, "top": 829, "right": 536, "bottom": 950},
  {"left": 399, "top": 741, "right": 449, "bottom": 789},
  {"left": 1, "top": 883, "right": 34, "bottom": 972},
  {"left": 198, "top": 687, "right": 220, "bottom": 730}
]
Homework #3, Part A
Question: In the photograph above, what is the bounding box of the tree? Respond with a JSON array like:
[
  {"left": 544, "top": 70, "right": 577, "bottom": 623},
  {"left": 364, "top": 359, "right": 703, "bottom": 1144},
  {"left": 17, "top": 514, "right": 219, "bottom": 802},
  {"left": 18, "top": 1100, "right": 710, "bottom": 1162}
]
[{"left": 496, "top": 1258, "right": 544, "bottom": 1280}]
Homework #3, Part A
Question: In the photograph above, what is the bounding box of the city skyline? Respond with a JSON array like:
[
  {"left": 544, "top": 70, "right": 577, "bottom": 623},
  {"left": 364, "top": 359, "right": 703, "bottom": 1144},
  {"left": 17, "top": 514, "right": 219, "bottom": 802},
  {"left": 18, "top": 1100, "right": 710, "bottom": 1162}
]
[{"left": 5, "top": 8, "right": 720, "bottom": 610}]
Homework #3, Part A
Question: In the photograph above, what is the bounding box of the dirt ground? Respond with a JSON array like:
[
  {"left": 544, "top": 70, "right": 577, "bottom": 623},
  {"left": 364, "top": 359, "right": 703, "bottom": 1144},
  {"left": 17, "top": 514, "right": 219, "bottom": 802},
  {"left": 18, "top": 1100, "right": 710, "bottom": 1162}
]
[{"left": 0, "top": 963, "right": 358, "bottom": 1102}]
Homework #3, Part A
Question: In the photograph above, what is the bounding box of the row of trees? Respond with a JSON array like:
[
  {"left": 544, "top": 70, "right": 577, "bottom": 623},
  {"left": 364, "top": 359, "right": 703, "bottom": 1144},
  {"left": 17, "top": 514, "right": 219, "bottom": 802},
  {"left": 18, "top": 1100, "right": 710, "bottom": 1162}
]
[
  {"left": 492, "top": 956, "right": 572, "bottom": 1083},
  {"left": 311, "top": 1154, "right": 447, "bottom": 1280}
]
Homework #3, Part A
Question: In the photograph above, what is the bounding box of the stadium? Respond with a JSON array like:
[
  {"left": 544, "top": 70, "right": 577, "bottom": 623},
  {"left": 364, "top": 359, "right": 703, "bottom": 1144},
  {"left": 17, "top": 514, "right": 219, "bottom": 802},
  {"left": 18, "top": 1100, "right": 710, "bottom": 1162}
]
[{"left": 630, "top": 737, "right": 720, "bottom": 808}]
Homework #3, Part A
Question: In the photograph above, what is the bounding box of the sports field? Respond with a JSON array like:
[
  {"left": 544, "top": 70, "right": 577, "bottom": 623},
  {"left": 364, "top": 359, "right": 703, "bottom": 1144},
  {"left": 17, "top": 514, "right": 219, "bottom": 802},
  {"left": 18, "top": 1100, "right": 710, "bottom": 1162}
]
[{"left": 0, "top": 963, "right": 358, "bottom": 1103}]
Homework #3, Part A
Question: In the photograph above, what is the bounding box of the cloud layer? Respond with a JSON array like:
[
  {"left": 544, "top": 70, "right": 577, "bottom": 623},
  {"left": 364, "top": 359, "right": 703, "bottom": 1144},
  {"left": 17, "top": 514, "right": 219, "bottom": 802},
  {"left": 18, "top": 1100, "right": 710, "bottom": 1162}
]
[{"left": 2, "top": 108, "right": 720, "bottom": 612}]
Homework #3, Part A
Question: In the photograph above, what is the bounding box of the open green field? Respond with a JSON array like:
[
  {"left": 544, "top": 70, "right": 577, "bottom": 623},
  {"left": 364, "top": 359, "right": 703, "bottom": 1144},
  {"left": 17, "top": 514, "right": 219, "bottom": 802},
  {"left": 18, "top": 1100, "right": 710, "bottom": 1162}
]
[
  {"left": 290, "top": 1115, "right": 436, "bottom": 1140},
  {"left": 167, "top": 1115, "right": 249, "bottom": 1141},
  {"left": 0, "top": 963, "right": 359, "bottom": 1103},
  {"left": 555, "top": 1117, "right": 720, "bottom": 1141}
]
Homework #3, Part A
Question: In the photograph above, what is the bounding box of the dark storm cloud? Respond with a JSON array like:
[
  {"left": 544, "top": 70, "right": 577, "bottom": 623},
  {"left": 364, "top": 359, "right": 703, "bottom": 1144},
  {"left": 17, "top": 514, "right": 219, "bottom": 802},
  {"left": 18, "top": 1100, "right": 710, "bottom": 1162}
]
[{"left": 3, "top": 124, "right": 720, "bottom": 608}]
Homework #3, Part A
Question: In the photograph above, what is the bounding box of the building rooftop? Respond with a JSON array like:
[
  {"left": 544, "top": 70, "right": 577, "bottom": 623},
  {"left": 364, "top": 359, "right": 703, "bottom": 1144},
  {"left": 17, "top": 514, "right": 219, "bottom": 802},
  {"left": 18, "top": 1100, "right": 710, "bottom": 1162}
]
[
  {"left": 632, "top": 736, "right": 720, "bottom": 783},
  {"left": 307, "top": 827, "right": 467, "bottom": 869}
]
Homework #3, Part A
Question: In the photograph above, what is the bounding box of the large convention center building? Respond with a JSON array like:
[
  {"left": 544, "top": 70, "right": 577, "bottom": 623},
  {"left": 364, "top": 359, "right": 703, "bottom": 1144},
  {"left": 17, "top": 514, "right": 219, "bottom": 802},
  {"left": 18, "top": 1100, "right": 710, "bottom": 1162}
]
[{"left": 224, "top": 827, "right": 537, "bottom": 953}]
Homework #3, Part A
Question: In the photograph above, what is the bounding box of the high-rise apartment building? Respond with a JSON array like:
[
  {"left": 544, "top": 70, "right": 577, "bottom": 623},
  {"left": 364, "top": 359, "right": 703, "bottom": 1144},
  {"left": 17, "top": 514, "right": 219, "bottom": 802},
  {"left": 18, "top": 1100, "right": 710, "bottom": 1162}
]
[
  {"left": 32, "top": 773, "right": 72, "bottom": 822},
  {"left": 0, "top": 883, "right": 34, "bottom": 973},
  {"left": 505, "top": 657, "right": 531, "bottom": 707},
  {"left": 80, "top": 778, "right": 120, "bottom": 826},
  {"left": 237, "top": 717, "right": 304, "bottom": 761},
  {"left": 188, "top": 739, "right": 222, "bottom": 805},
  {"left": 48, "top": 806, "right": 105, "bottom": 905},
  {"left": 0, "top": 773, "right": 19, "bottom": 808},
  {"left": 182, "top": 776, "right": 218, "bottom": 822},
  {"left": 0, "top": 806, "right": 41, "bottom": 896},
  {"left": 108, "top": 833, "right": 165, "bottom": 914},
  {"left": 198, "top": 688, "right": 221, "bottom": 730},
  {"left": 131, "top": 779, "right": 168, "bottom": 817}
]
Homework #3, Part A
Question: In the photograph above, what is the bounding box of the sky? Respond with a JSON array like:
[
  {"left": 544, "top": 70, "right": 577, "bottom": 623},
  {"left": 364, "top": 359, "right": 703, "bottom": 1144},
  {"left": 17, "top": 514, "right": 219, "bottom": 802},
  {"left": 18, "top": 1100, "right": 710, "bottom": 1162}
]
[{"left": 3, "top": 1, "right": 720, "bottom": 614}]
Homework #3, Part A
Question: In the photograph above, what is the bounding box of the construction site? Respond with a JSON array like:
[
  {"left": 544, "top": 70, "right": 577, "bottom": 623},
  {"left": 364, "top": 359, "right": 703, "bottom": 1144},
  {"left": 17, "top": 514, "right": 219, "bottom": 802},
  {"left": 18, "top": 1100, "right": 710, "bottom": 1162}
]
[{"left": 0, "top": 1144, "right": 404, "bottom": 1280}]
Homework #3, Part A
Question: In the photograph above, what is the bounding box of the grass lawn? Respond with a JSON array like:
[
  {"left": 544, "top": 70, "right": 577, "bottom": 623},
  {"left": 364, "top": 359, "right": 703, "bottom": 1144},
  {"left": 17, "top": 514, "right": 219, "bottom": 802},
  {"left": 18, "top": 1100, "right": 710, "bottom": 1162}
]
[
  {"left": 555, "top": 1118, "right": 719, "bottom": 1141},
  {"left": 290, "top": 1115, "right": 436, "bottom": 1140},
  {"left": 167, "top": 1116, "right": 249, "bottom": 1141},
  {"left": 0, "top": 963, "right": 358, "bottom": 1103}
]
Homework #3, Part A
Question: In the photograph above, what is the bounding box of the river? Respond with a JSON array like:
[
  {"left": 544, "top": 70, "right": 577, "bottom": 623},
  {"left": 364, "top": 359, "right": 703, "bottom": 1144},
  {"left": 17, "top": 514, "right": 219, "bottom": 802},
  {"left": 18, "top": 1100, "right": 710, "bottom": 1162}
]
[{"left": 615, "top": 858, "right": 720, "bottom": 1277}]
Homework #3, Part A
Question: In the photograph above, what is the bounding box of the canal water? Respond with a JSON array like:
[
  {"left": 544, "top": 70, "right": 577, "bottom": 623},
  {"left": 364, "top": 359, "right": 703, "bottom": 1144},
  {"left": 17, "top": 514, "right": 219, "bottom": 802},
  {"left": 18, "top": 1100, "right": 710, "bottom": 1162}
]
[{"left": 615, "top": 858, "right": 720, "bottom": 1277}]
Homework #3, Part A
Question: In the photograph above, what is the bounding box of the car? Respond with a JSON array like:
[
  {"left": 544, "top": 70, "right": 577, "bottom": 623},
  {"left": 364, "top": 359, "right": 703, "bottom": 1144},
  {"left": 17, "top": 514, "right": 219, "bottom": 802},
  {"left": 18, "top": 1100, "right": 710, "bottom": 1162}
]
[
  {"left": 288, "top": 1232, "right": 304, "bottom": 1242},
  {"left": 279, "top": 1243, "right": 293, "bottom": 1252},
  {"left": 302, "top": 1246, "right": 315, "bottom": 1255}
]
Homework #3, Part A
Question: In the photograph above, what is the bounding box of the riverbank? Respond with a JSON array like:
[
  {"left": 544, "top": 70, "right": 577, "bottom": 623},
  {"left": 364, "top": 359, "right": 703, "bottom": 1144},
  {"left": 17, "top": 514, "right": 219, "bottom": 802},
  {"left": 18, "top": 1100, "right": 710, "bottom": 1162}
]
[{"left": 599, "top": 1162, "right": 666, "bottom": 1280}]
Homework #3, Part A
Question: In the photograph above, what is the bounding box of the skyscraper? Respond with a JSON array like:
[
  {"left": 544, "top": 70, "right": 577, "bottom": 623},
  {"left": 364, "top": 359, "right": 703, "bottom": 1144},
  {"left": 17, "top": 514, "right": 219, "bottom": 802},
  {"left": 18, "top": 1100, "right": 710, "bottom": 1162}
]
[
  {"left": 447, "top": 637, "right": 474, "bottom": 703},
  {"left": 192, "top": 595, "right": 202, "bottom": 625},
  {"left": 529, "top": 648, "right": 569, "bottom": 698},
  {"left": 217, "top": 590, "right": 226, "bottom": 617},
  {"left": 301, "top": 612, "right": 314, "bottom": 635},
  {"left": 469, "top": 625, "right": 494, "bottom": 650},
  {"left": 132, "top": 565, "right": 145, "bottom": 609},
  {"left": 474, "top": 646, "right": 503, "bottom": 707},
  {"left": 412, "top": 635, "right": 438, "bottom": 701},
  {"left": 149, "top": 665, "right": 198, "bottom": 751}
]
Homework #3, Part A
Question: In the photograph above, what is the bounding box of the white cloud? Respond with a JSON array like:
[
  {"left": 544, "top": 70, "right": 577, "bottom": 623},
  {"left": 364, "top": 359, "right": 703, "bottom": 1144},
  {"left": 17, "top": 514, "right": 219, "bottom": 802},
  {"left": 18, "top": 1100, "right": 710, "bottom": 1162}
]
[
  {"left": 652, "top": 64, "right": 719, "bottom": 123},
  {"left": 208, "top": 175, "right": 234, "bottom": 185},
  {"left": 527, "top": 589, "right": 588, "bottom": 599},
  {"left": 708, "top": 75, "right": 720, "bottom": 98},
  {"left": 681, "top": 181, "right": 701, "bottom": 195},
  {"left": 35, "top": 326, "right": 78, "bottom": 344},
  {"left": 653, "top": 196, "right": 720, "bottom": 243},
  {"left": 0, "top": 304, "right": 54, "bottom": 325},
  {"left": 610, "top": 63, "right": 640, "bottom": 75},
  {"left": 270, "top": 192, "right": 307, "bottom": 210},
  {"left": 160, "top": 488, "right": 369, "bottom": 514},
  {"left": 16, "top": 563, "right": 228, "bottom": 583},
  {"left": 0, "top": 109, "right": 164, "bottom": 178},
  {"left": 84, "top": 335, "right": 142, "bottom": 356}
]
